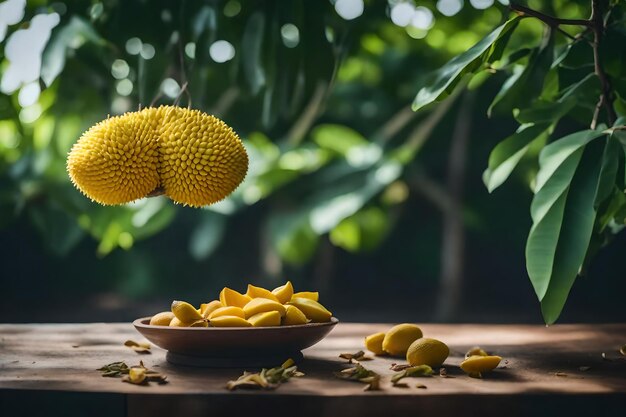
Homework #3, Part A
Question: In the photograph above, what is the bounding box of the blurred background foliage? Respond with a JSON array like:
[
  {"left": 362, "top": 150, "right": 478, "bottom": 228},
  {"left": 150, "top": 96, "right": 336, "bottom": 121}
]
[{"left": 1, "top": 0, "right": 625, "bottom": 323}]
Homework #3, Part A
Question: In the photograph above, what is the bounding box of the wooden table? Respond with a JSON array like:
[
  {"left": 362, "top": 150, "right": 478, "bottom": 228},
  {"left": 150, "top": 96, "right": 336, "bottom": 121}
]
[{"left": 1, "top": 323, "right": 624, "bottom": 417}]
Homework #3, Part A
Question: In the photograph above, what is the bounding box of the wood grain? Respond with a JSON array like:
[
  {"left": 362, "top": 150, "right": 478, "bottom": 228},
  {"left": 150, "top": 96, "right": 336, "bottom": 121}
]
[{"left": 1, "top": 323, "right": 625, "bottom": 417}]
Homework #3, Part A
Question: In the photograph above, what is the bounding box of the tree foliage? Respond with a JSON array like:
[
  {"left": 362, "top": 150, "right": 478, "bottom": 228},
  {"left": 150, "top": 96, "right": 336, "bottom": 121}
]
[{"left": 413, "top": 0, "right": 626, "bottom": 323}]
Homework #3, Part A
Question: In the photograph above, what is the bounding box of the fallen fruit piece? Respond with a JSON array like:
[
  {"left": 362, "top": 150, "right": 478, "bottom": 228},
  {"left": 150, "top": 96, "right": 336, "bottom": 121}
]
[
  {"left": 287, "top": 297, "right": 331, "bottom": 322},
  {"left": 210, "top": 315, "right": 252, "bottom": 327},
  {"left": 171, "top": 300, "right": 203, "bottom": 322},
  {"left": 272, "top": 281, "right": 294, "bottom": 304},
  {"left": 248, "top": 311, "right": 282, "bottom": 327},
  {"left": 620, "top": 344, "right": 626, "bottom": 356},
  {"left": 149, "top": 311, "right": 175, "bottom": 326},
  {"left": 460, "top": 355, "right": 502, "bottom": 378},
  {"left": 200, "top": 300, "right": 223, "bottom": 318},
  {"left": 391, "top": 365, "right": 433, "bottom": 385},
  {"left": 219, "top": 287, "right": 252, "bottom": 308},
  {"left": 243, "top": 298, "right": 287, "bottom": 318},
  {"left": 406, "top": 338, "right": 449, "bottom": 367},
  {"left": 101, "top": 360, "right": 168, "bottom": 385},
  {"left": 283, "top": 305, "right": 308, "bottom": 325},
  {"left": 382, "top": 324, "right": 423, "bottom": 357},
  {"left": 291, "top": 291, "right": 319, "bottom": 302},
  {"left": 124, "top": 340, "right": 151, "bottom": 354},
  {"left": 364, "top": 332, "right": 386, "bottom": 355},
  {"left": 465, "top": 346, "right": 489, "bottom": 359},
  {"left": 208, "top": 306, "right": 246, "bottom": 320},
  {"left": 246, "top": 284, "right": 280, "bottom": 302},
  {"left": 124, "top": 367, "right": 147, "bottom": 385}
]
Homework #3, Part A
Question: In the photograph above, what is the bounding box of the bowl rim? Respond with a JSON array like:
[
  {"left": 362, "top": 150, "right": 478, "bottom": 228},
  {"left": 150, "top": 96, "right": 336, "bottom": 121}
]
[{"left": 133, "top": 316, "right": 339, "bottom": 331}]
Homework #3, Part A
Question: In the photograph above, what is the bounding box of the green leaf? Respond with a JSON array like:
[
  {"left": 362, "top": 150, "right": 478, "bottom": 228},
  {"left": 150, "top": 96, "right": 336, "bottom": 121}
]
[
  {"left": 539, "top": 141, "right": 605, "bottom": 324},
  {"left": 189, "top": 212, "right": 226, "bottom": 261},
  {"left": 488, "top": 30, "right": 555, "bottom": 117},
  {"left": 483, "top": 123, "right": 552, "bottom": 193},
  {"left": 311, "top": 124, "right": 368, "bottom": 155},
  {"left": 241, "top": 12, "right": 266, "bottom": 96},
  {"left": 329, "top": 207, "right": 389, "bottom": 252},
  {"left": 514, "top": 73, "right": 597, "bottom": 124},
  {"left": 41, "top": 16, "right": 104, "bottom": 87},
  {"left": 412, "top": 18, "right": 519, "bottom": 111},
  {"left": 527, "top": 130, "right": 605, "bottom": 300},
  {"left": 594, "top": 135, "right": 620, "bottom": 208}
]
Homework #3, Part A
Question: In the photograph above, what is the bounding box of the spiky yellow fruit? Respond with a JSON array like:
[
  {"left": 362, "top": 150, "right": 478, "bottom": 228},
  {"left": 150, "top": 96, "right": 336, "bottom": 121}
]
[
  {"left": 67, "top": 109, "right": 161, "bottom": 205},
  {"left": 67, "top": 106, "right": 248, "bottom": 207}
]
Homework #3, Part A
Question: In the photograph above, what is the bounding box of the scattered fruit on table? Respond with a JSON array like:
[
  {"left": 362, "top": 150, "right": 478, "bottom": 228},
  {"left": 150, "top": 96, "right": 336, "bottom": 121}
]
[
  {"left": 67, "top": 106, "right": 248, "bottom": 207},
  {"left": 465, "top": 346, "right": 489, "bottom": 358},
  {"left": 98, "top": 360, "right": 167, "bottom": 385},
  {"left": 339, "top": 351, "right": 372, "bottom": 363},
  {"left": 147, "top": 281, "right": 333, "bottom": 327},
  {"left": 364, "top": 332, "right": 386, "bottom": 355},
  {"left": 406, "top": 338, "right": 449, "bottom": 367},
  {"left": 381, "top": 324, "right": 423, "bottom": 357},
  {"left": 460, "top": 355, "right": 502, "bottom": 378}
]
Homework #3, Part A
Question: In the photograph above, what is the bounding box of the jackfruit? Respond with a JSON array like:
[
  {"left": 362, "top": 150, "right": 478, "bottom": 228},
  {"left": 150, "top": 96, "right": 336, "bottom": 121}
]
[{"left": 67, "top": 106, "right": 248, "bottom": 207}]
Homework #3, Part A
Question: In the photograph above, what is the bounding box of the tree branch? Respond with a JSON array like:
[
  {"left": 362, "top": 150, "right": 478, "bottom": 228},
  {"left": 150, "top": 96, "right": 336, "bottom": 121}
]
[
  {"left": 510, "top": 3, "right": 591, "bottom": 27},
  {"left": 590, "top": 0, "right": 617, "bottom": 127}
]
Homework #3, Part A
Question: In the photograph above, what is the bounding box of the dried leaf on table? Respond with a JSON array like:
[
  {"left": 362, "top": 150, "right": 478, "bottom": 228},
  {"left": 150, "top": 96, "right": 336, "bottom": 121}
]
[
  {"left": 124, "top": 340, "right": 151, "bottom": 354},
  {"left": 226, "top": 358, "right": 303, "bottom": 391},
  {"left": 391, "top": 365, "right": 433, "bottom": 385},
  {"left": 334, "top": 363, "right": 381, "bottom": 391},
  {"left": 339, "top": 351, "right": 372, "bottom": 363},
  {"left": 390, "top": 363, "right": 411, "bottom": 371}
]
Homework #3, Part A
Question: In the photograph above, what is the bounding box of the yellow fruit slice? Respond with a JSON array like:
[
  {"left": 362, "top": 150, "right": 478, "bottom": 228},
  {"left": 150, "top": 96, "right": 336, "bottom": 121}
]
[
  {"left": 248, "top": 311, "right": 282, "bottom": 327},
  {"left": 283, "top": 305, "right": 308, "bottom": 325},
  {"left": 271, "top": 281, "right": 294, "bottom": 304},
  {"left": 169, "top": 317, "right": 208, "bottom": 327},
  {"left": 200, "top": 300, "right": 224, "bottom": 318},
  {"left": 364, "top": 332, "right": 386, "bottom": 355},
  {"left": 208, "top": 306, "right": 245, "bottom": 319},
  {"left": 149, "top": 311, "right": 175, "bottom": 326},
  {"left": 460, "top": 355, "right": 502, "bottom": 375},
  {"left": 171, "top": 300, "right": 203, "bottom": 322},
  {"left": 210, "top": 316, "right": 252, "bottom": 327},
  {"left": 243, "top": 298, "right": 287, "bottom": 318},
  {"left": 382, "top": 324, "right": 423, "bottom": 357},
  {"left": 246, "top": 284, "right": 280, "bottom": 302},
  {"left": 406, "top": 338, "right": 449, "bottom": 367},
  {"left": 287, "top": 297, "right": 331, "bottom": 323},
  {"left": 219, "top": 287, "right": 252, "bottom": 308},
  {"left": 291, "top": 291, "right": 318, "bottom": 302},
  {"left": 465, "top": 346, "right": 489, "bottom": 359}
]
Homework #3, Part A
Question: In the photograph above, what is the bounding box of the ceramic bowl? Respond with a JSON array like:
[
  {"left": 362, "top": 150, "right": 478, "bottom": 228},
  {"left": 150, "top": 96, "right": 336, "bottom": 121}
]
[{"left": 133, "top": 317, "right": 338, "bottom": 367}]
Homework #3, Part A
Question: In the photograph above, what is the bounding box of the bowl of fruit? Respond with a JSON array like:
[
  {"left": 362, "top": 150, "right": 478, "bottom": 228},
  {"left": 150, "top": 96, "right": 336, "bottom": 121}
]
[{"left": 133, "top": 281, "right": 338, "bottom": 367}]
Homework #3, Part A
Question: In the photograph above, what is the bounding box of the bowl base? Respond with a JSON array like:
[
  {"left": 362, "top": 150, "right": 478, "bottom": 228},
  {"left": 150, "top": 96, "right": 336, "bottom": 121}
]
[{"left": 165, "top": 351, "right": 304, "bottom": 368}]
